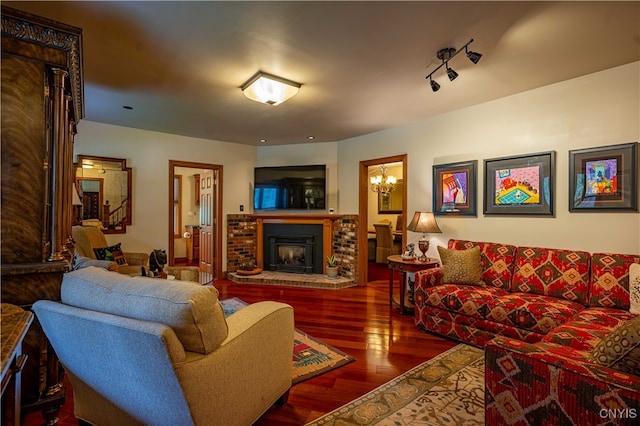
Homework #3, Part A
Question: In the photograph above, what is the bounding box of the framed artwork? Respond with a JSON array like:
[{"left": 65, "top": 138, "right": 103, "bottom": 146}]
[
  {"left": 569, "top": 142, "right": 638, "bottom": 212},
  {"left": 432, "top": 160, "right": 477, "bottom": 216},
  {"left": 483, "top": 151, "right": 555, "bottom": 216}
]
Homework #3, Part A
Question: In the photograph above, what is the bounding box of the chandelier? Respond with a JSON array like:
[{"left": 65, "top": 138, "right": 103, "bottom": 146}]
[{"left": 370, "top": 165, "right": 397, "bottom": 193}]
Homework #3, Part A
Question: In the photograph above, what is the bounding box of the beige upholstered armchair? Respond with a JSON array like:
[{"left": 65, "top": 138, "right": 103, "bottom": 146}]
[
  {"left": 72, "top": 225, "right": 149, "bottom": 275},
  {"left": 33, "top": 267, "right": 294, "bottom": 425}
]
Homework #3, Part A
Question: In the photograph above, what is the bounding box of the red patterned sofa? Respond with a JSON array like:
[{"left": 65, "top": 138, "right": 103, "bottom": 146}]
[{"left": 414, "top": 239, "right": 640, "bottom": 424}]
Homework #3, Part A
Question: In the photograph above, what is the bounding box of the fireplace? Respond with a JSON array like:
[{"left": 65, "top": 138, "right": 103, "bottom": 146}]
[
  {"left": 268, "top": 235, "right": 315, "bottom": 273},
  {"left": 263, "top": 223, "right": 323, "bottom": 274},
  {"left": 227, "top": 214, "right": 360, "bottom": 285}
]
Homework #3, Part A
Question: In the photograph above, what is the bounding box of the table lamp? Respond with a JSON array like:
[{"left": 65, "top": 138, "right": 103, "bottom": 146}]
[{"left": 406, "top": 211, "right": 442, "bottom": 262}]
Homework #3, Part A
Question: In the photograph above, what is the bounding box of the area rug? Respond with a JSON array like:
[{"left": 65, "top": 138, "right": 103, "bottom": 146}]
[
  {"left": 220, "top": 297, "right": 355, "bottom": 385},
  {"left": 305, "top": 344, "right": 484, "bottom": 426}
]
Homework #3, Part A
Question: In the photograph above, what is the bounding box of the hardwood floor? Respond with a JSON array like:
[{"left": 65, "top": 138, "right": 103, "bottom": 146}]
[
  {"left": 23, "top": 278, "right": 457, "bottom": 426},
  {"left": 218, "top": 279, "right": 458, "bottom": 425}
]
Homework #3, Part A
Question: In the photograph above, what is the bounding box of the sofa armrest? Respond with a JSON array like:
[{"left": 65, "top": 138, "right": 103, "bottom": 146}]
[
  {"left": 175, "top": 301, "right": 294, "bottom": 425},
  {"left": 73, "top": 254, "right": 119, "bottom": 272},
  {"left": 415, "top": 267, "right": 443, "bottom": 289},
  {"left": 123, "top": 251, "right": 149, "bottom": 266},
  {"left": 486, "top": 336, "right": 640, "bottom": 424}
]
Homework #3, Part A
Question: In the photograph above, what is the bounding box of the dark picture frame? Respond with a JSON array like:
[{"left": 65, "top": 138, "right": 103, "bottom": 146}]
[
  {"left": 483, "top": 151, "right": 555, "bottom": 216},
  {"left": 569, "top": 142, "right": 638, "bottom": 212},
  {"left": 432, "top": 160, "right": 477, "bottom": 216}
]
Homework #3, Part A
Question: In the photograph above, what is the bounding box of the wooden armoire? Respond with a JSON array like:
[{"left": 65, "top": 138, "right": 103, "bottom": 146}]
[{"left": 1, "top": 6, "right": 83, "bottom": 423}]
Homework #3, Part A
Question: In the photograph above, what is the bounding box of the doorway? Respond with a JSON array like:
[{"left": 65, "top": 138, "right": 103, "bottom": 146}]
[
  {"left": 358, "top": 154, "right": 407, "bottom": 285},
  {"left": 168, "top": 160, "right": 223, "bottom": 281}
]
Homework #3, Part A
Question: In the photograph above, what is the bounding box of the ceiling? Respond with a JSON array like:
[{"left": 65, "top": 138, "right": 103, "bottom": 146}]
[{"left": 5, "top": 1, "right": 639, "bottom": 146}]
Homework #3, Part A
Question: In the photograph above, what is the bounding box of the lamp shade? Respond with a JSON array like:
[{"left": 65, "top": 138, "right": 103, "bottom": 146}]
[
  {"left": 72, "top": 184, "right": 82, "bottom": 206},
  {"left": 241, "top": 71, "right": 301, "bottom": 106},
  {"left": 406, "top": 211, "right": 441, "bottom": 234}
]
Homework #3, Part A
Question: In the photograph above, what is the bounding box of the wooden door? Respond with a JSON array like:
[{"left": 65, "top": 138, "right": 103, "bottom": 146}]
[{"left": 199, "top": 170, "right": 215, "bottom": 275}]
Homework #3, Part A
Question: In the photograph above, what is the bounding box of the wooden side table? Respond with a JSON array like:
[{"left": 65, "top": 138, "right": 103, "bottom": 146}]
[
  {"left": 387, "top": 255, "right": 439, "bottom": 315},
  {"left": 1, "top": 304, "right": 34, "bottom": 426}
]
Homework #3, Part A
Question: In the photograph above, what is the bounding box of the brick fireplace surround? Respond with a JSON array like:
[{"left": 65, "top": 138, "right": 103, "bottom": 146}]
[{"left": 227, "top": 214, "right": 360, "bottom": 286}]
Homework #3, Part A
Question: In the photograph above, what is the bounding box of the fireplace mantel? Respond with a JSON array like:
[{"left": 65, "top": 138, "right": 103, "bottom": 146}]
[{"left": 250, "top": 213, "right": 345, "bottom": 221}]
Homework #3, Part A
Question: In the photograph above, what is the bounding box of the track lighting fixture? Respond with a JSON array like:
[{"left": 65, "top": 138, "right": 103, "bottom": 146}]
[
  {"left": 425, "top": 39, "right": 482, "bottom": 92},
  {"left": 466, "top": 46, "right": 482, "bottom": 64},
  {"left": 429, "top": 77, "right": 440, "bottom": 92},
  {"left": 446, "top": 65, "right": 458, "bottom": 81}
]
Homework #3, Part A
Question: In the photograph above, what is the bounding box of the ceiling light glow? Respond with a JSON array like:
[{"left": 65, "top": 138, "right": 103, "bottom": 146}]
[{"left": 241, "top": 71, "right": 301, "bottom": 106}]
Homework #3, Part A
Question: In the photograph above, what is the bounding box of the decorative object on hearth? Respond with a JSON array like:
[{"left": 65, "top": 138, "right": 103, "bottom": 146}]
[
  {"left": 240, "top": 70, "right": 301, "bottom": 106},
  {"left": 425, "top": 39, "right": 483, "bottom": 92},
  {"left": 236, "top": 257, "right": 262, "bottom": 275},
  {"left": 326, "top": 255, "right": 338, "bottom": 278},
  {"left": 370, "top": 165, "right": 397, "bottom": 194},
  {"left": 149, "top": 249, "right": 167, "bottom": 276},
  {"left": 406, "top": 211, "right": 442, "bottom": 262},
  {"left": 305, "top": 344, "right": 484, "bottom": 425},
  {"left": 239, "top": 257, "right": 257, "bottom": 271}
]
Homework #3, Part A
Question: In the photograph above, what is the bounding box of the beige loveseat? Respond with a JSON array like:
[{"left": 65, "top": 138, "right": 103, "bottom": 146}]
[
  {"left": 34, "top": 267, "right": 294, "bottom": 425},
  {"left": 72, "top": 225, "right": 149, "bottom": 275}
]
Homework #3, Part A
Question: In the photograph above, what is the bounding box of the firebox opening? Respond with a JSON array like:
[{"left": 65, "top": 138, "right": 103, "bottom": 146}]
[{"left": 263, "top": 223, "right": 324, "bottom": 274}]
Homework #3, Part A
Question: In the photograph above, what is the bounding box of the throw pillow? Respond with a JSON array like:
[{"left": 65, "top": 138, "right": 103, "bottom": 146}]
[
  {"left": 110, "top": 249, "right": 128, "bottom": 266},
  {"left": 93, "top": 243, "right": 128, "bottom": 266},
  {"left": 437, "top": 245, "right": 484, "bottom": 286},
  {"left": 630, "top": 263, "right": 640, "bottom": 315},
  {"left": 590, "top": 315, "right": 640, "bottom": 375}
]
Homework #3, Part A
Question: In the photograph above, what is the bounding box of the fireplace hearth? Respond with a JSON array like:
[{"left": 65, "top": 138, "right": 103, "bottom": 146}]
[{"left": 268, "top": 235, "right": 315, "bottom": 274}]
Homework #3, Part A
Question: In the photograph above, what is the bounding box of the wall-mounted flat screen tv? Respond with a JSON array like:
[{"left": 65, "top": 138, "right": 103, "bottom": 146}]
[{"left": 254, "top": 165, "right": 326, "bottom": 210}]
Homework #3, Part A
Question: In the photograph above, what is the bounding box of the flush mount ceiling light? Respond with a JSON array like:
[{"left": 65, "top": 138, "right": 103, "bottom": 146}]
[
  {"left": 240, "top": 71, "right": 301, "bottom": 106},
  {"left": 425, "top": 39, "right": 482, "bottom": 92}
]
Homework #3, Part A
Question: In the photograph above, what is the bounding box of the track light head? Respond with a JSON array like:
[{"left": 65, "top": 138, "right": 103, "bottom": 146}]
[
  {"left": 446, "top": 66, "right": 458, "bottom": 81},
  {"left": 430, "top": 78, "right": 440, "bottom": 92},
  {"left": 466, "top": 48, "right": 482, "bottom": 64}
]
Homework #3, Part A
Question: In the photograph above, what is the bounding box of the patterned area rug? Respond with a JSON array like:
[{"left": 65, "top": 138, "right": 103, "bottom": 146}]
[
  {"left": 305, "top": 344, "right": 485, "bottom": 426},
  {"left": 220, "top": 297, "right": 355, "bottom": 385}
]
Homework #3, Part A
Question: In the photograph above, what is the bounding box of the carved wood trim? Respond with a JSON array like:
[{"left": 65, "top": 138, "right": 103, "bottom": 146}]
[{"left": 1, "top": 6, "right": 83, "bottom": 119}]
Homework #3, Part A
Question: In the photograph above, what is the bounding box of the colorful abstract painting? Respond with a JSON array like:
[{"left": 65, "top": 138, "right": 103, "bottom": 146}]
[
  {"left": 493, "top": 165, "right": 540, "bottom": 205},
  {"left": 441, "top": 171, "right": 468, "bottom": 208},
  {"left": 584, "top": 158, "right": 618, "bottom": 196},
  {"left": 433, "top": 160, "right": 477, "bottom": 216},
  {"left": 483, "top": 151, "right": 554, "bottom": 215}
]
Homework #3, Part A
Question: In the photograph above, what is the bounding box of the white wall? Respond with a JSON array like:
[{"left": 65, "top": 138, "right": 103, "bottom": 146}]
[
  {"left": 74, "top": 121, "right": 257, "bottom": 268},
  {"left": 337, "top": 62, "right": 640, "bottom": 256}
]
